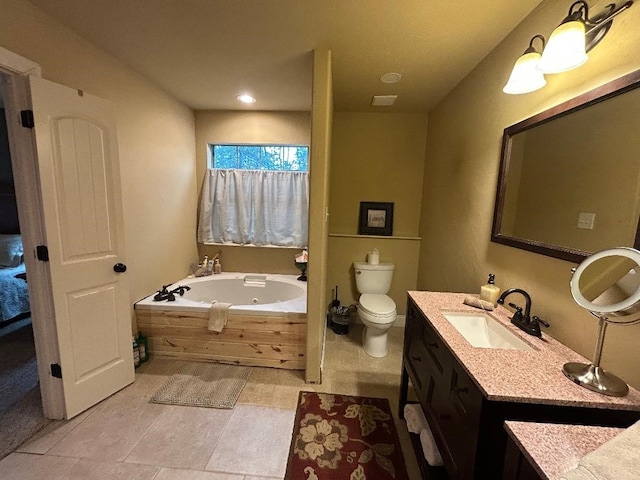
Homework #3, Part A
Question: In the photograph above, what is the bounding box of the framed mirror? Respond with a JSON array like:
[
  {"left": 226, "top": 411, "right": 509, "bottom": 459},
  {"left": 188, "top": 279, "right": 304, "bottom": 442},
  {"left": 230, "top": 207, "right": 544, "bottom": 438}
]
[{"left": 491, "top": 68, "right": 640, "bottom": 263}]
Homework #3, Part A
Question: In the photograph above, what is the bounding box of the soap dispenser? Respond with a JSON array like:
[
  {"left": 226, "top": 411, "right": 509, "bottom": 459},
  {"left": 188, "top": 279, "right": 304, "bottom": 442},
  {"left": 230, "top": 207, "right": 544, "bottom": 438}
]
[{"left": 480, "top": 274, "right": 501, "bottom": 305}]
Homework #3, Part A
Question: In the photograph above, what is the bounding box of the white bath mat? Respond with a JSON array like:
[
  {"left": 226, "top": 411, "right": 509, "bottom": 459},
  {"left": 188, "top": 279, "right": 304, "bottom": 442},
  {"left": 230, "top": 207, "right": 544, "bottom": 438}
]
[{"left": 149, "top": 362, "right": 251, "bottom": 409}]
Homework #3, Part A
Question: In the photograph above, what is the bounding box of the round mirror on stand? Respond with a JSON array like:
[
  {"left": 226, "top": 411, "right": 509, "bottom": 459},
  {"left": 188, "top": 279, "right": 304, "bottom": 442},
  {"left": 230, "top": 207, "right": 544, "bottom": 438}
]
[{"left": 564, "top": 247, "right": 640, "bottom": 397}]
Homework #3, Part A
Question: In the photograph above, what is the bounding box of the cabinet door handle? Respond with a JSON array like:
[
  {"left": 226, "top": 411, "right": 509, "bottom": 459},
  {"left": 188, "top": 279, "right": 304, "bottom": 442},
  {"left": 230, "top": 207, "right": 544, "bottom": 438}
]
[
  {"left": 410, "top": 355, "right": 421, "bottom": 362},
  {"left": 426, "top": 341, "right": 438, "bottom": 349},
  {"left": 454, "top": 386, "right": 469, "bottom": 395},
  {"left": 438, "top": 413, "right": 451, "bottom": 420}
]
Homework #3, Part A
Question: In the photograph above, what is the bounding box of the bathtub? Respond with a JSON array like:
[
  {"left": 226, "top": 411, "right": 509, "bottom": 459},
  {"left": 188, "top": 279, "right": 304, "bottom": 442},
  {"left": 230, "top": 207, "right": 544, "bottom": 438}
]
[{"left": 134, "top": 273, "right": 307, "bottom": 370}]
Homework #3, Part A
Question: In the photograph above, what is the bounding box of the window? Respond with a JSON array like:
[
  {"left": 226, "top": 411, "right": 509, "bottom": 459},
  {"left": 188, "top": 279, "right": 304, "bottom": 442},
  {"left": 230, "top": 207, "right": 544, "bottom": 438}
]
[
  {"left": 209, "top": 144, "right": 308, "bottom": 171},
  {"left": 198, "top": 143, "right": 309, "bottom": 247}
]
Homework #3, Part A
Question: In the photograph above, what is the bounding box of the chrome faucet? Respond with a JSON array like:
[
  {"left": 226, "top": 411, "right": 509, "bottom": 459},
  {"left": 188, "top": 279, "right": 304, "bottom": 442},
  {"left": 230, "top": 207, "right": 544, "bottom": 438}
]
[{"left": 497, "top": 288, "right": 549, "bottom": 337}]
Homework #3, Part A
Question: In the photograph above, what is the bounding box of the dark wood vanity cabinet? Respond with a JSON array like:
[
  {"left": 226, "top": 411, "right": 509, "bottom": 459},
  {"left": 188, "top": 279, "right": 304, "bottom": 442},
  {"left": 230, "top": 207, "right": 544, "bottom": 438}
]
[
  {"left": 399, "top": 296, "right": 640, "bottom": 480},
  {"left": 400, "top": 299, "right": 481, "bottom": 478}
]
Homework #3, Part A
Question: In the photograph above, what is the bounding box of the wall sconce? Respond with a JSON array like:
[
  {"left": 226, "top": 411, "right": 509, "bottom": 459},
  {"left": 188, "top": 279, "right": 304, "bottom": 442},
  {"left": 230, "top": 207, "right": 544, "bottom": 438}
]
[
  {"left": 503, "top": 35, "right": 547, "bottom": 94},
  {"left": 504, "top": 0, "right": 633, "bottom": 94}
]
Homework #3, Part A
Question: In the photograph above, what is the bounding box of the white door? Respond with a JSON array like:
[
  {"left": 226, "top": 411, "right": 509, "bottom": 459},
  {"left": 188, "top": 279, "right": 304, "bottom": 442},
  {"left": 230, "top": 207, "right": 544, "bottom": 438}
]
[{"left": 30, "top": 77, "right": 134, "bottom": 418}]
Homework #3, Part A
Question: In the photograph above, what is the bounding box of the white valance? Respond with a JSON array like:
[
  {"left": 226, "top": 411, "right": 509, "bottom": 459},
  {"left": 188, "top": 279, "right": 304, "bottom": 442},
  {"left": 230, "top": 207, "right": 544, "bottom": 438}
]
[{"left": 198, "top": 169, "right": 309, "bottom": 247}]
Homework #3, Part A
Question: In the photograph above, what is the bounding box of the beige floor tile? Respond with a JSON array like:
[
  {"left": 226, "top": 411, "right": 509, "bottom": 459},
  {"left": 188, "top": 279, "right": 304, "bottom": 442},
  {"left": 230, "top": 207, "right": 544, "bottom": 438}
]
[
  {"left": 0, "top": 452, "right": 78, "bottom": 480},
  {"left": 64, "top": 458, "right": 160, "bottom": 479},
  {"left": 330, "top": 371, "right": 403, "bottom": 414},
  {"left": 125, "top": 405, "right": 234, "bottom": 470},
  {"left": 154, "top": 467, "right": 244, "bottom": 480},
  {"left": 17, "top": 408, "right": 95, "bottom": 454},
  {"left": 47, "top": 393, "right": 165, "bottom": 462},
  {"left": 205, "top": 405, "right": 295, "bottom": 477}
]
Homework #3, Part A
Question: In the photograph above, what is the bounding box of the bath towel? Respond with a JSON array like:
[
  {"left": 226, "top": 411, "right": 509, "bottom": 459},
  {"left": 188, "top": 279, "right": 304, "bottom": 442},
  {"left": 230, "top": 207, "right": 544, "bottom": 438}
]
[
  {"left": 404, "top": 403, "right": 430, "bottom": 434},
  {"left": 561, "top": 421, "right": 640, "bottom": 480},
  {"left": 208, "top": 301, "right": 232, "bottom": 332},
  {"left": 419, "top": 425, "right": 444, "bottom": 467}
]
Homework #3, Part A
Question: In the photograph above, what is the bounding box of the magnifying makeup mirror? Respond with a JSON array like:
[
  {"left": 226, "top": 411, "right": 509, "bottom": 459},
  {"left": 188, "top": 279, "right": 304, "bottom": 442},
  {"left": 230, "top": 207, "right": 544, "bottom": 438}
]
[{"left": 564, "top": 247, "right": 640, "bottom": 397}]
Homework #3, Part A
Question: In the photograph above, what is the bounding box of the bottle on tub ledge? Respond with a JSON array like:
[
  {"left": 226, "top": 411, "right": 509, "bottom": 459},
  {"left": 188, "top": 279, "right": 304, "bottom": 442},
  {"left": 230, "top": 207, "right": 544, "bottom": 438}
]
[{"left": 213, "top": 258, "right": 222, "bottom": 274}]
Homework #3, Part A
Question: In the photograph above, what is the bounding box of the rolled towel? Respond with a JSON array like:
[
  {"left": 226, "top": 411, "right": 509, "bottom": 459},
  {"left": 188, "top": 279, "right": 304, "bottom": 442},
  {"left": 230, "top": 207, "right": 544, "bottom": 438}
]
[
  {"left": 208, "top": 301, "right": 232, "bottom": 332},
  {"left": 463, "top": 295, "right": 495, "bottom": 311},
  {"left": 420, "top": 426, "right": 444, "bottom": 467},
  {"left": 404, "top": 403, "right": 429, "bottom": 434}
]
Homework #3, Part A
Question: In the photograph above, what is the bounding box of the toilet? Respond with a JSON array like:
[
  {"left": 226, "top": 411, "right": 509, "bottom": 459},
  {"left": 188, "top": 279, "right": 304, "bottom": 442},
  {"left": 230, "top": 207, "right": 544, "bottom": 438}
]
[{"left": 353, "top": 262, "right": 397, "bottom": 358}]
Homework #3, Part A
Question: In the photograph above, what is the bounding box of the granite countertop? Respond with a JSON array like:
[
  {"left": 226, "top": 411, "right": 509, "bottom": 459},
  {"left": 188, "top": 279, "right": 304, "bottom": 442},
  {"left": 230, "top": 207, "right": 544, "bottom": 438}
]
[
  {"left": 504, "top": 421, "right": 624, "bottom": 480},
  {"left": 408, "top": 291, "right": 640, "bottom": 409}
]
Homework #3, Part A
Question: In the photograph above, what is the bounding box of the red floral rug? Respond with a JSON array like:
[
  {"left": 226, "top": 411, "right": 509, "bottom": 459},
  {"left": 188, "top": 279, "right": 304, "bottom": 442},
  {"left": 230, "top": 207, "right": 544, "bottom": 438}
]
[{"left": 285, "top": 391, "right": 409, "bottom": 480}]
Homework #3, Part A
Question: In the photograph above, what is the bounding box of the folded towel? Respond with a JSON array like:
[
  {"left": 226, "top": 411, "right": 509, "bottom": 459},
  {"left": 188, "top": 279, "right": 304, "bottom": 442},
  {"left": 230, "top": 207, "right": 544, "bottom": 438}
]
[
  {"left": 420, "top": 426, "right": 443, "bottom": 467},
  {"left": 208, "top": 301, "right": 232, "bottom": 332},
  {"left": 404, "top": 403, "right": 430, "bottom": 434},
  {"left": 463, "top": 295, "right": 495, "bottom": 311},
  {"left": 561, "top": 421, "right": 640, "bottom": 480}
]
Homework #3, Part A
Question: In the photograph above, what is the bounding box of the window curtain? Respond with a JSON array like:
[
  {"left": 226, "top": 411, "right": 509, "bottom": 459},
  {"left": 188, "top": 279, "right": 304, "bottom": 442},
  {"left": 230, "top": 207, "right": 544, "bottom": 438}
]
[{"left": 198, "top": 169, "right": 309, "bottom": 247}]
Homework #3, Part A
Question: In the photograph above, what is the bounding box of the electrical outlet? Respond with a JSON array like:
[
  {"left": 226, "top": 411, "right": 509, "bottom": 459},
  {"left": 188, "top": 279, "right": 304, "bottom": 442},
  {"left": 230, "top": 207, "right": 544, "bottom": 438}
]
[{"left": 577, "top": 212, "right": 596, "bottom": 230}]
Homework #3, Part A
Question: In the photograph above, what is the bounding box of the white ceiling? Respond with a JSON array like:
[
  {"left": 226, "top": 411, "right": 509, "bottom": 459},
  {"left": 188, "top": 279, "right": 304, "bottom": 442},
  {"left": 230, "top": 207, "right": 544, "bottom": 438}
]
[{"left": 27, "top": 0, "right": 543, "bottom": 112}]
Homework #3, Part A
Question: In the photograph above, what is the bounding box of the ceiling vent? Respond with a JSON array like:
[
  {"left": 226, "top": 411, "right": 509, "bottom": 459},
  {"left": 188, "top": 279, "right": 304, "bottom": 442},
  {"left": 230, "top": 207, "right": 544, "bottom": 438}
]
[{"left": 371, "top": 95, "right": 398, "bottom": 106}]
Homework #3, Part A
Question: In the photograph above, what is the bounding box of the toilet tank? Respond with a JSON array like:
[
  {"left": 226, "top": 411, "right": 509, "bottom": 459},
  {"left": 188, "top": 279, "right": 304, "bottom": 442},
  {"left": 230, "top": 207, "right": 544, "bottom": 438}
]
[{"left": 353, "top": 262, "right": 395, "bottom": 294}]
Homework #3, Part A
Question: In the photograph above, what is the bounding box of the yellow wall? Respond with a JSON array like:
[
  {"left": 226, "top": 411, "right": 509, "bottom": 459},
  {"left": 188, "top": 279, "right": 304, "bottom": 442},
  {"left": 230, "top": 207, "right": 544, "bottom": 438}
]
[
  {"left": 0, "top": 0, "right": 197, "bottom": 307},
  {"left": 194, "top": 110, "right": 311, "bottom": 274},
  {"left": 418, "top": 0, "right": 640, "bottom": 388},
  {"left": 328, "top": 113, "right": 427, "bottom": 314},
  {"left": 307, "top": 48, "right": 333, "bottom": 382}
]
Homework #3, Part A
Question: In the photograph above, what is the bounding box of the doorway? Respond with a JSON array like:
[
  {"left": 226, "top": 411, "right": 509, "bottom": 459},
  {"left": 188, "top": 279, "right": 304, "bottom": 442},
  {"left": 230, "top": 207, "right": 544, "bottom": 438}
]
[{"left": 0, "top": 72, "right": 53, "bottom": 459}]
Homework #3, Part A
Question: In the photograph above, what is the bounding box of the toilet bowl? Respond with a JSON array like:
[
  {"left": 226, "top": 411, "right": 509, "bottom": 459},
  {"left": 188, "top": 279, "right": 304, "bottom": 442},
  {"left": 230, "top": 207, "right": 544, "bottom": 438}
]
[{"left": 357, "top": 293, "right": 397, "bottom": 358}]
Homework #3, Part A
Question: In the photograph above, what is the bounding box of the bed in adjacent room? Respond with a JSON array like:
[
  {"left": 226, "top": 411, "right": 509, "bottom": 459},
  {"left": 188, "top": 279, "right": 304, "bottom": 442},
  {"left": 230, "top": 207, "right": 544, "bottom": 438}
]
[{"left": 0, "top": 192, "right": 30, "bottom": 325}]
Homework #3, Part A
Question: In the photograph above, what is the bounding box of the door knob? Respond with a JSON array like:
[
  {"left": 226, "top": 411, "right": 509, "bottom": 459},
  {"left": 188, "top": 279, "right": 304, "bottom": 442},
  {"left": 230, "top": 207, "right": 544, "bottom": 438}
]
[{"left": 113, "top": 263, "right": 127, "bottom": 273}]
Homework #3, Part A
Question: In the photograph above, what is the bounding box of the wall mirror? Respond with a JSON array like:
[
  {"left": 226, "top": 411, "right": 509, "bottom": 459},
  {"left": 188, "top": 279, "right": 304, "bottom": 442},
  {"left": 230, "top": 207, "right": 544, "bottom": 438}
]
[{"left": 491, "top": 68, "right": 640, "bottom": 263}]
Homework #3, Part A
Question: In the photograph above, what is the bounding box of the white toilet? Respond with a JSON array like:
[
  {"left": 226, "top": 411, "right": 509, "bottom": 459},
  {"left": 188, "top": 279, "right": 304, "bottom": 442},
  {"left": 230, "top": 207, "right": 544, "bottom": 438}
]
[{"left": 353, "top": 262, "right": 397, "bottom": 358}]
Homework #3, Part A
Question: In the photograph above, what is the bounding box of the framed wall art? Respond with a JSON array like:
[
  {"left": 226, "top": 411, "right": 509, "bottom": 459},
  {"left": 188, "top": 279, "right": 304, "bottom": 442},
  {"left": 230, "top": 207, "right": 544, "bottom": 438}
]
[{"left": 358, "top": 201, "right": 394, "bottom": 236}]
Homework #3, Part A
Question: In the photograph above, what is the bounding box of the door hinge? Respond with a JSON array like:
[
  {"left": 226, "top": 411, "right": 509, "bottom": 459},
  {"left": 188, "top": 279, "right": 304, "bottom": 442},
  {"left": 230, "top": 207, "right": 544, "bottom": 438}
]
[
  {"left": 36, "top": 245, "right": 49, "bottom": 262},
  {"left": 20, "top": 110, "right": 34, "bottom": 128},
  {"left": 50, "top": 363, "right": 62, "bottom": 379}
]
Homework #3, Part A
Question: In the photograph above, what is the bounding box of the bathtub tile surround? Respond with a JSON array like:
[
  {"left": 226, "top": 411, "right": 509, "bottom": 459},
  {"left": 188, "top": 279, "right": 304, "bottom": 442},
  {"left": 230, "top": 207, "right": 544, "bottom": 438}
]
[{"left": 2, "top": 326, "right": 421, "bottom": 479}]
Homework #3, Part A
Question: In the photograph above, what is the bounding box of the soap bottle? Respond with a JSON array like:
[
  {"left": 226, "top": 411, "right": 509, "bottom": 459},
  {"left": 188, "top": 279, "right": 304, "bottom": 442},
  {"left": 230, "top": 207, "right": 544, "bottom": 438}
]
[
  {"left": 213, "top": 258, "right": 221, "bottom": 274},
  {"left": 480, "top": 273, "right": 501, "bottom": 304}
]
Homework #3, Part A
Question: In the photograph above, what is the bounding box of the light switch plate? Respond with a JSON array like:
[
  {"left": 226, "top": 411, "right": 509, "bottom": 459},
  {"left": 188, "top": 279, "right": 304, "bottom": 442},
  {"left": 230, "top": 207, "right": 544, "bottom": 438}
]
[{"left": 577, "top": 212, "right": 596, "bottom": 230}]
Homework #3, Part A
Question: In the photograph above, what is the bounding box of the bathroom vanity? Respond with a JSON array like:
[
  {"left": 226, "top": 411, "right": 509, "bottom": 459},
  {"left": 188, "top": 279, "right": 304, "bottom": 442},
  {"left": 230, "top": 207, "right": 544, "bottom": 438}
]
[{"left": 399, "top": 291, "right": 640, "bottom": 480}]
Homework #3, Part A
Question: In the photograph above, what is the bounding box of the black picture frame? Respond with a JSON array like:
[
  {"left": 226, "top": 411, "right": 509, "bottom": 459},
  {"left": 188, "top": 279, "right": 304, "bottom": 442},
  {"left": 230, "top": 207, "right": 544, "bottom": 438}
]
[{"left": 358, "top": 202, "right": 394, "bottom": 236}]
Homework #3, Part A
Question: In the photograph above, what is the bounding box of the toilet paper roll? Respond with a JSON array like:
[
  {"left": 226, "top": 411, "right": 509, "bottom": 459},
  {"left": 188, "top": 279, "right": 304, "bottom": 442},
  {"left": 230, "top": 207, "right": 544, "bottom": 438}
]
[{"left": 367, "top": 248, "right": 379, "bottom": 265}]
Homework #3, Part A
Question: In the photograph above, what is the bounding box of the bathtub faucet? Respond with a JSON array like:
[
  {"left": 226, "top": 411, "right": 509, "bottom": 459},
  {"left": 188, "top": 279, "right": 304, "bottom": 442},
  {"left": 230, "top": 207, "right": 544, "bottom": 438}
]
[{"left": 153, "top": 284, "right": 191, "bottom": 302}]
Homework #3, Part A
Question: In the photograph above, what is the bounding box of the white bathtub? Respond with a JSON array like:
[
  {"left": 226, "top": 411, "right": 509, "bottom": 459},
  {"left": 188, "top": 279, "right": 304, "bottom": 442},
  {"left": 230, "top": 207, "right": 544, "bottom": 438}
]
[{"left": 135, "top": 272, "right": 307, "bottom": 315}]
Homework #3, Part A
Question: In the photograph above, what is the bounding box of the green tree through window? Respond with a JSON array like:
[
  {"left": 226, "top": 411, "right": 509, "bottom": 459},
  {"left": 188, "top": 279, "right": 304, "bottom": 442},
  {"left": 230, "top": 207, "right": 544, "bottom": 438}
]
[{"left": 210, "top": 144, "right": 308, "bottom": 171}]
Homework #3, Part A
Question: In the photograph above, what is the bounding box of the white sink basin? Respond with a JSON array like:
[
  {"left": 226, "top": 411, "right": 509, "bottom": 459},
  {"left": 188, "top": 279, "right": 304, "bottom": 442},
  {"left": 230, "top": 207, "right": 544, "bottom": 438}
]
[{"left": 442, "top": 312, "right": 534, "bottom": 351}]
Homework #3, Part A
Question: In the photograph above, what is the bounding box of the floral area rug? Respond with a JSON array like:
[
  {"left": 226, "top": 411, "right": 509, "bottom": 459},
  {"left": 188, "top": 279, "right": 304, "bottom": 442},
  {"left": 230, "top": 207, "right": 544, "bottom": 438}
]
[{"left": 285, "top": 391, "right": 409, "bottom": 480}]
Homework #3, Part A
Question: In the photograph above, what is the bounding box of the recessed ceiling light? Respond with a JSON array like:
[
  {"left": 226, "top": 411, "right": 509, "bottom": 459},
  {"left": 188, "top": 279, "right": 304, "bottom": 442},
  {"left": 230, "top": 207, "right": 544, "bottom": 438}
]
[
  {"left": 371, "top": 95, "right": 398, "bottom": 106},
  {"left": 380, "top": 72, "right": 402, "bottom": 84},
  {"left": 237, "top": 94, "right": 256, "bottom": 104}
]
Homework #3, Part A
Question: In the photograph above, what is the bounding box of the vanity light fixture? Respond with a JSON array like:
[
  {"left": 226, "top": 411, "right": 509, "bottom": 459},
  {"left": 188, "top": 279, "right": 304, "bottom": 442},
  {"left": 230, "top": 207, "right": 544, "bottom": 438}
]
[
  {"left": 503, "top": 35, "right": 547, "bottom": 95},
  {"left": 504, "top": 1, "right": 633, "bottom": 94}
]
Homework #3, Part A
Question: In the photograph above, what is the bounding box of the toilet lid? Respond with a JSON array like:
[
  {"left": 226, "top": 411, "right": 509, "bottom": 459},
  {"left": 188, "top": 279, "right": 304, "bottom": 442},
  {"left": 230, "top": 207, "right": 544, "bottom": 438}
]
[{"left": 359, "top": 294, "right": 396, "bottom": 316}]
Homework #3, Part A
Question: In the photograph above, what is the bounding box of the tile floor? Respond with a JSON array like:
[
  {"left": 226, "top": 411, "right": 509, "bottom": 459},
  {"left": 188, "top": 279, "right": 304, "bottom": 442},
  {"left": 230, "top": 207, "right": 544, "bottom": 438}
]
[{"left": 0, "top": 324, "right": 421, "bottom": 479}]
